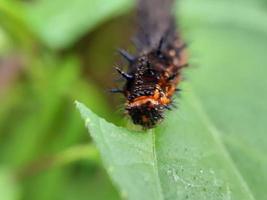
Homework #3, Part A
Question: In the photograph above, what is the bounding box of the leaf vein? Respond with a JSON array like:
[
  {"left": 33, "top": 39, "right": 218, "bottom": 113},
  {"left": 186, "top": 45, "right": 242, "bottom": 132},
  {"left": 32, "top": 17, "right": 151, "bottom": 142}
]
[
  {"left": 189, "top": 86, "right": 256, "bottom": 200},
  {"left": 151, "top": 130, "right": 165, "bottom": 200}
]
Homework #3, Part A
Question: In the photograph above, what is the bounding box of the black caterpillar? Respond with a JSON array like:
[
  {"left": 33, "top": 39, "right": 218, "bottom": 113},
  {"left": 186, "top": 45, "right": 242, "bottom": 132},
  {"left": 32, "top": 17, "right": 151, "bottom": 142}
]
[{"left": 112, "top": 0, "right": 188, "bottom": 129}]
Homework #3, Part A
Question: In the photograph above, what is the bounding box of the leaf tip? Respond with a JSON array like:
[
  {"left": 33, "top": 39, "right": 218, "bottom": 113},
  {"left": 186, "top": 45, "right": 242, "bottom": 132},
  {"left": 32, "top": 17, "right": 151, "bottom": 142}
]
[
  {"left": 74, "top": 100, "right": 81, "bottom": 107},
  {"left": 74, "top": 101, "right": 90, "bottom": 120}
]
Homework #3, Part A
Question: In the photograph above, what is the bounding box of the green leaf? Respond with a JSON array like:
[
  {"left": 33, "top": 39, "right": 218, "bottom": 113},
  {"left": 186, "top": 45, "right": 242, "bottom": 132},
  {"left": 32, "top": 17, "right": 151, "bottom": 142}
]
[
  {"left": 180, "top": 1, "right": 267, "bottom": 199},
  {"left": 76, "top": 98, "right": 254, "bottom": 200},
  {"left": 75, "top": 1, "right": 267, "bottom": 199},
  {"left": 23, "top": 0, "right": 134, "bottom": 49}
]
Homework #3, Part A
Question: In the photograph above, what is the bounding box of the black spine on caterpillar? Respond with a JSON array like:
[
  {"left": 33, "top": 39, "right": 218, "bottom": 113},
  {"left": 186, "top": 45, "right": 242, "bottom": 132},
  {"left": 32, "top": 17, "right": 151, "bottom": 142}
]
[{"left": 113, "top": 0, "right": 188, "bottom": 129}]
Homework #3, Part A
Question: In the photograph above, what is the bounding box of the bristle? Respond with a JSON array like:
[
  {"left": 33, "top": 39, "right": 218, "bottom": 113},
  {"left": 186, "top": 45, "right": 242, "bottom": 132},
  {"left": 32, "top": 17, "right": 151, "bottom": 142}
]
[
  {"left": 157, "top": 37, "right": 164, "bottom": 53},
  {"left": 171, "top": 102, "right": 178, "bottom": 109},
  {"left": 117, "top": 49, "right": 135, "bottom": 63},
  {"left": 180, "top": 63, "right": 189, "bottom": 68},
  {"left": 167, "top": 72, "right": 178, "bottom": 81},
  {"left": 115, "top": 67, "right": 133, "bottom": 80},
  {"left": 110, "top": 88, "right": 124, "bottom": 93},
  {"left": 164, "top": 105, "right": 172, "bottom": 110}
]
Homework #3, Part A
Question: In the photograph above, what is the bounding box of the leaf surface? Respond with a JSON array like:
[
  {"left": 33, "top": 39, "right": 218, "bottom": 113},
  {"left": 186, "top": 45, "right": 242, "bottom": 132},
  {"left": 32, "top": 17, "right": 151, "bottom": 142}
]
[
  {"left": 76, "top": 97, "right": 254, "bottom": 200},
  {"left": 76, "top": 0, "right": 267, "bottom": 199},
  {"left": 24, "top": 0, "right": 133, "bottom": 48}
]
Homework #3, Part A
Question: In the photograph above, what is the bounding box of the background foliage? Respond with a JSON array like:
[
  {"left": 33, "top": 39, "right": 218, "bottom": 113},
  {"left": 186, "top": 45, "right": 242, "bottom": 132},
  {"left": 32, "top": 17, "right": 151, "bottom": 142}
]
[{"left": 0, "top": 0, "right": 266, "bottom": 199}]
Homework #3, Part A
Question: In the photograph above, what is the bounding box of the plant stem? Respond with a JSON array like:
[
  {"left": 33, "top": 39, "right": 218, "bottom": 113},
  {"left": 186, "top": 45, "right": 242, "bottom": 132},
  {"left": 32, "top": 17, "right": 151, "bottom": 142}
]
[{"left": 15, "top": 144, "right": 100, "bottom": 181}]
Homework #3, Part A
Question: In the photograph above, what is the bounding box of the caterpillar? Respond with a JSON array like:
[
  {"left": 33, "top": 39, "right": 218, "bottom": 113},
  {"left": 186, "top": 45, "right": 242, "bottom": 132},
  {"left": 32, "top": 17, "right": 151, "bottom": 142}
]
[{"left": 112, "top": 0, "right": 188, "bottom": 129}]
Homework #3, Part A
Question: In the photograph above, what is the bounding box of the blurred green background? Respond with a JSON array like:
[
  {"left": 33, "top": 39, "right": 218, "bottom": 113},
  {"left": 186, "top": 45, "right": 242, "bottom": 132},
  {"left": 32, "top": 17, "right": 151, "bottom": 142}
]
[
  {"left": 0, "top": 0, "right": 133, "bottom": 199},
  {"left": 0, "top": 0, "right": 267, "bottom": 199}
]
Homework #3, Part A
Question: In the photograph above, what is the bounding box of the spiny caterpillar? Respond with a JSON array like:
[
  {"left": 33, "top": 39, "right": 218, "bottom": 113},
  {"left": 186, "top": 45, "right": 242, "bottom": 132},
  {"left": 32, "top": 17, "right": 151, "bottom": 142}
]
[{"left": 112, "top": 0, "right": 188, "bottom": 129}]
